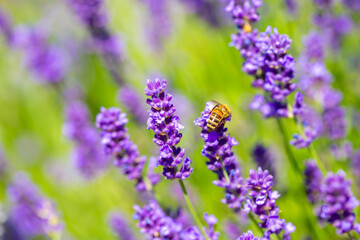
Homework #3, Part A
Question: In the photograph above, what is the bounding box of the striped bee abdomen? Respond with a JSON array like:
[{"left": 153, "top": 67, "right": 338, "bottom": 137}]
[{"left": 206, "top": 108, "right": 224, "bottom": 132}]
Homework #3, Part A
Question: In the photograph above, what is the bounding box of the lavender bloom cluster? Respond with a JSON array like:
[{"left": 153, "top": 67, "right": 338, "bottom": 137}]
[
  {"left": 228, "top": 0, "right": 297, "bottom": 118},
  {"left": 65, "top": 0, "right": 122, "bottom": 60},
  {"left": 145, "top": 78, "right": 193, "bottom": 180},
  {"left": 195, "top": 103, "right": 295, "bottom": 239},
  {"left": 182, "top": 0, "right": 222, "bottom": 27},
  {"left": 109, "top": 212, "right": 136, "bottom": 240},
  {"left": 0, "top": 8, "right": 67, "bottom": 84},
  {"left": 7, "top": 174, "right": 63, "bottom": 238},
  {"left": 194, "top": 102, "right": 246, "bottom": 212},
  {"left": 133, "top": 199, "right": 219, "bottom": 240},
  {"left": 140, "top": 0, "right": 171, "bottom": 51},
  {"left": 304, "top": 163, "right": 360, "bottom": 235},
  {"left": 312, "top": 0, "right": 352, "bottom": 50},
  {"left": 118, "top": 85, "right": 148, "bottom": 124},
  {"left": 252, "top": 144, "right": 276, "bottom": 182},
  {"left": 245, "top": 168, "right": 295, "bottom": 240},
  {"left": 63, "top": 101, "right": 108, "bottom": 179},
  {"left": 291, "top": 32, "right": 346, "bottom": 148},
  {"left": 96, "top": 107, "right": 160, "bottom": 191}
]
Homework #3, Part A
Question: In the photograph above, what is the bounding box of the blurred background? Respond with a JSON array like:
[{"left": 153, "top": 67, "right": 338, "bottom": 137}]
[{"left": 0, "top": 0, "right": 359, "bottom": 239}]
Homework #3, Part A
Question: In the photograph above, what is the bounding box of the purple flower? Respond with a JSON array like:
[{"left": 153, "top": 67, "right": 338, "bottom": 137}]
[
  {"left": 244, "top": 167, "right": 295, "bottom": 239},
  {"left": 252, "top": 144, "right": 276, "bottom": 182},
  {"left": 118, "top": 85, "right": 148, "bottom": 124},
  {"left": 133, "top": 200, "right": 183, "bottom": 239},
  {"left": 351, "top": 150, "right": 360, "bottom": 185},
  {"left": 304, "top": 160, "right": 323, "bottom": 204},
  {"left": 64, "top": 101, "right": 108, "bottom": 179},
  {"left": 0, "top": 7, "right": 14, "bottom": 44},
  {"left": 65, "top": 0, "right": 123, "bottom": 83},
  {"left": 195, "top": 102, "right": 246, "bottom": 212},
  {"left": 96, "top": 107, "right": 160, "bottom": 191},
  {"left": 182, "top": 0, "right": 223, "bottom": 27},
  {"left": 343, "top": 0, "right": 360, "bottom": 10},
  {"left": 313, "top": 13, "right": 352, "bottom": 49},
  {"left": 237, "top": 230, "right": 260, "bottom": 240},
  {"left": 145, "top": 78, "right": 193, "bottom": 180},
  {"left": 319, "top": 170, "right": 360, "bottom": 235},
  {"left": 284, "top": 0, "right": 297, "bottom": 14},
  {"left": 11, "top": 26, "right": 67, "bottom": 83},
  {"left": 109, "top": 212, "right": 136, "bottom": 240},
  {"left": 226, "top": 0, "right": 263, "bottom": 32},
  {"left": 203, "top": 213, "right": 220, "bottom": 240},
  {"left": 141, "top": 0, "right": 171, "bottom": 51},
  {"left": 7, "top": 173, "right": 63, "bottom": 238}
]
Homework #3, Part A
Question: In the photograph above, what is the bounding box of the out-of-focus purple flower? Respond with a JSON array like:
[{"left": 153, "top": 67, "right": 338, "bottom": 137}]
[
  {"left": 284, "top": 0, "right": 297, "bottom": 15},
  {"left": 351, "top": 150, "right": 360, "bottom": 185},
  {"left": 203, "top": 213, "right": 220, "bottom": 240},
  {"left": 343, "top": 0, "right": 360, "bottom": 10},
  {"left": 96, "top": 107, "right": 160, "bottom": 191},
  {"left": 237, "top": 230, "right": 260, "bottom": 240},
  {"left": 251, "top": 144, "right": 276, "bottom": 181},
  {"left": 319, "top": 170, "right": 360, "bottom": 235},
  {"left": 7, "top": 174, "right": 63, "bottom": 238},
  {"left": 109, "top": 212, "right": 136, "bottom": 240},
  {"left": 304, "top": 160, "right": 323, "bottom": 204},
  {"left": 195, "top": 102, "right": 247, "bottom": 212},
  {"left": 0, "top": 7, "right": 14, "bottom": 44},
  {"left": 330, "top": 141, "right": 353, "bottom": 160},
  {"left": 133, "top": 200, "right": 183, "bottom": 239},
  {"left": 313, "top": 0, "right": 334, "bottom": 8},
  {"left": 141, "top": 0, "right": 171, "bottom": 51},
  {"left": 145, "top": 78, "right": 193, "bottom": 180},
  {"left": 225, "top": 221, "right": 242, "bottom": 239},
  {"left": 65, "top": 0, "right": 124, "bottom": 84},
  {"left": 64, "top": 101, "right": 108, "bottom": 179},
  {"left": 182, "top": 0, "right": 223, "bottom": 27},
  {"left": 313, "top": 13, "right": 352, "bottom": 50},
  {"left": 244, "top": 167, "right": 295, "bottom": 239},
  {"left": 11, "top": 26, "right": 67, "bottom": 84},
  {"left": 118, "top": 85, "right": 148, "bottom": 124}
]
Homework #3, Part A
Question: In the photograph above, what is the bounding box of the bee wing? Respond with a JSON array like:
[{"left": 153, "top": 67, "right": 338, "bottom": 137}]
[{"left": 211, "top": 99, "right": 222, "bottom": 106}]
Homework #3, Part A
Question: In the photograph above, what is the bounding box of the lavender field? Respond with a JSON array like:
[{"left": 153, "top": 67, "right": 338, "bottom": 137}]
[{"left": 0, "top": 0, "right": 360, "bottom": 239}]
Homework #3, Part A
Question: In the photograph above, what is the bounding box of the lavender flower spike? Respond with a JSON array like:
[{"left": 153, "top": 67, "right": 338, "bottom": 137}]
[
  {"left": 118, "top": 85, "right": 148, "bottom": 124},
  {"left": 237, "top": 230, "right": 260, "bottom": 240},
  {"left": 109, "top": 212, "right": 136, "bottom": 240},
  {"left": 304, "top": 160, "right": 322, "bottom": 204},
  {"left": 245, "top": 167, "right": 295, "bottom": 239},
  {"left": 96, "top": 107, "right": 160, "bottom": 191},
  {"left": 195, "top": 102, "right": 246, "bottom": 212},
  {"left": 133, "top": 200, "right": 183, "bottom": 239},
  {"left": 63, "top": 100, "right": 108, "bottom": 179},
  {"left": 7, "top": 173, "right": 63, "bottom": 239},
  {"left": 319, "top": 170, "right": 360, "bottom": 235},
  {"left": 145, "top": 78, "right": 193, "bottom": 180}
]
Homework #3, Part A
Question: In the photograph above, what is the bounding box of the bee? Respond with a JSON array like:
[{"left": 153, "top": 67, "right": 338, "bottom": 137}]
[{"left": 206, "top": 100, "right": 231, "bottom": 132}]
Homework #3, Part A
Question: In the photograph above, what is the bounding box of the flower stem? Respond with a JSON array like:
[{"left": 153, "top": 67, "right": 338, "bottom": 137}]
[
  {"left": 276, "top": 118, "right": 302, "bottom": 175},
  {"left": 347, "top": 232, "right": 353, "bottom": 239},
  {"left": 308, "top": 144, "right": 326, "bottom": 175},
  {"left": 248, "top": 213, "right": 264, "bottom": 235},
  {"left": 178, "top": 179, "right": 210, "bottom": 240}
]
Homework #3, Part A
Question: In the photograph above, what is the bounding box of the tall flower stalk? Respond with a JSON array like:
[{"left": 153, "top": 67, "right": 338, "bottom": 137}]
[
  {"left": 195, "top": 102, "right": 295, "bottom": 239},
  {"left": 96, "top": 107, "right": 160, "bottom": 192},
  {"left": 144, "top": 78, "right": 210, "bottom": 240}
]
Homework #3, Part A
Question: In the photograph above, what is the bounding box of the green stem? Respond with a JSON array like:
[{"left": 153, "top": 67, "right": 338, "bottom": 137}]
[
  {"left": 308, "top": 144, "right": 326, "bottom": 175},
  {"left": 178, "top": 180, "right": 210, "bottom": 240},
  {"left": 276, "top": 118, "right": 302, "bottom": 175},
  {"left": 347, "top": 232, "right": 353, "bottom": 240},
  {"left": 249, "top": 213, "right": 264, "bottom": 235}
]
